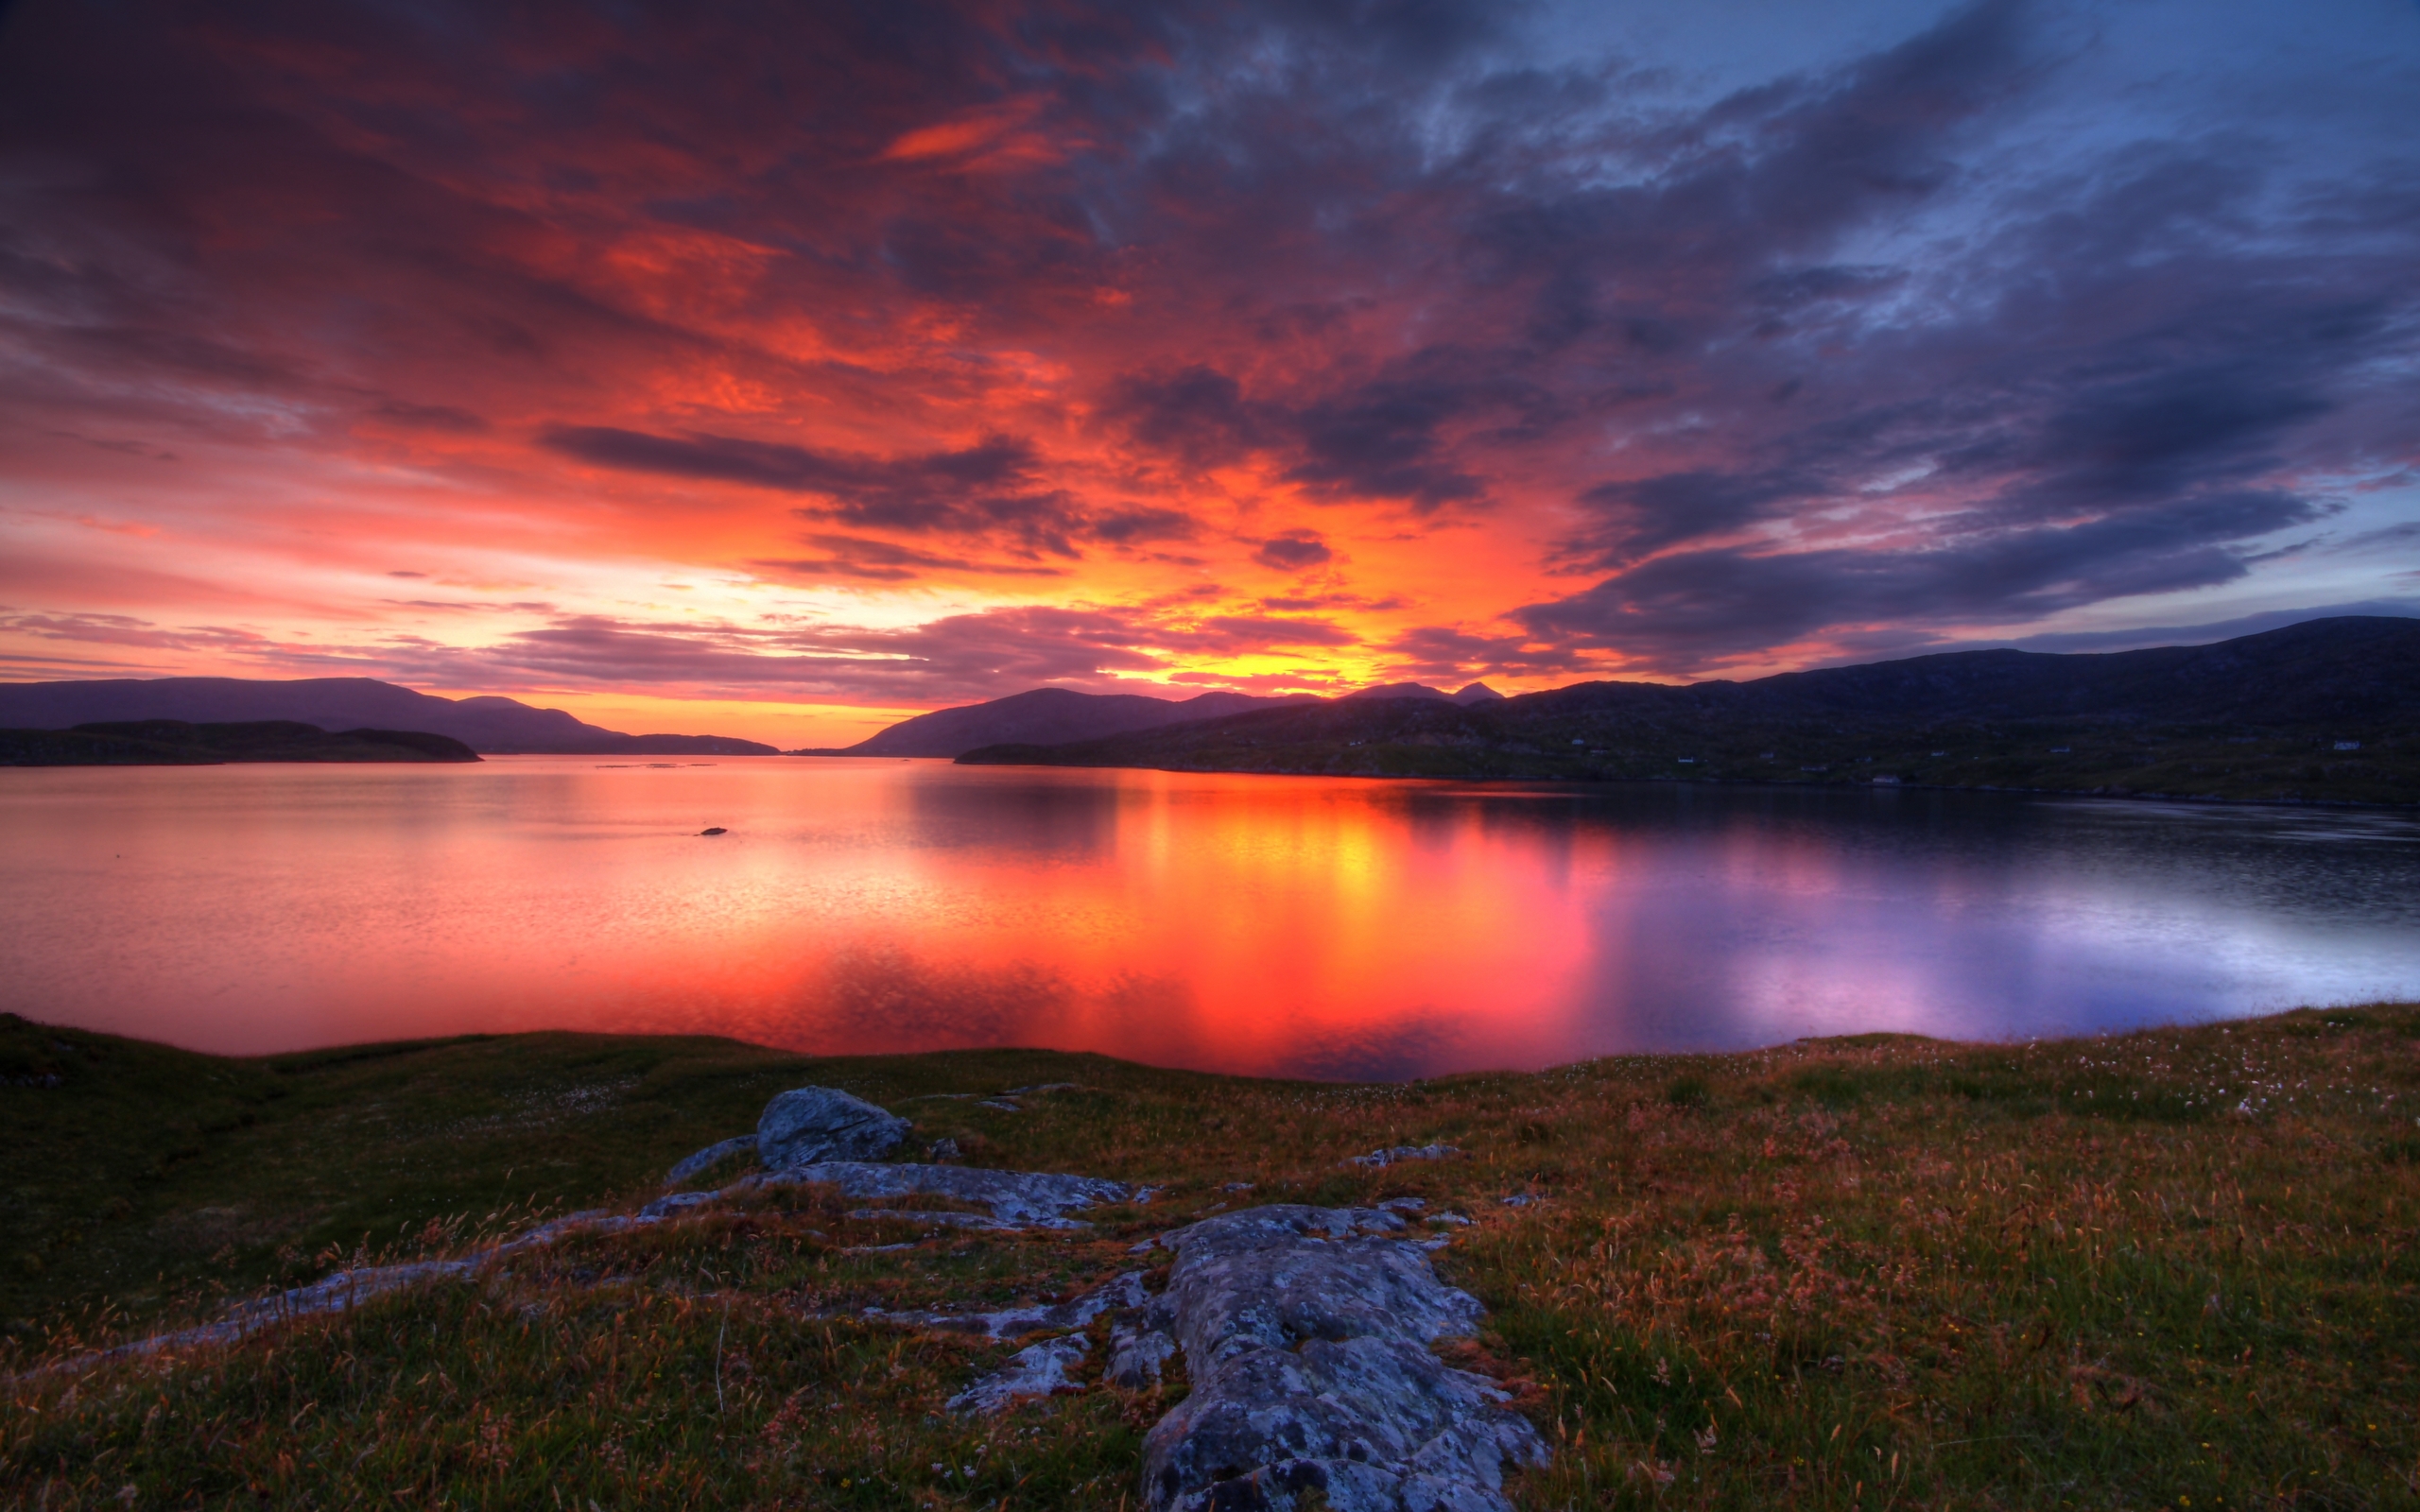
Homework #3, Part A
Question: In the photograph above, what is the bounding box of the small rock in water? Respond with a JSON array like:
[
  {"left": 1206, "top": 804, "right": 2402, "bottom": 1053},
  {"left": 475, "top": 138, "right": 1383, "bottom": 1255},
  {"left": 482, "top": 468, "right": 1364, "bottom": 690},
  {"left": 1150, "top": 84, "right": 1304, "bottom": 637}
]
[
  {"left": 698, "top": 826, "right": 727, "bottom": 835},
  {"left": 757, "top": 1087, "right": 911, "bottom": 1168}
]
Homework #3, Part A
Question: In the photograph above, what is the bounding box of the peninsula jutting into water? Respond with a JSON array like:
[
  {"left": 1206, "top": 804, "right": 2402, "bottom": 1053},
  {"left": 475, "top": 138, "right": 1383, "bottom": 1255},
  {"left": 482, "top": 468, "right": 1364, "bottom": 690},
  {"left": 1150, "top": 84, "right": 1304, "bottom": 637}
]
[
  {"left": 0, "top": 679, "right": 777, "bottom": 757},
  {"left": 0, "top": 720, "right": 480, "bottom": 766}
]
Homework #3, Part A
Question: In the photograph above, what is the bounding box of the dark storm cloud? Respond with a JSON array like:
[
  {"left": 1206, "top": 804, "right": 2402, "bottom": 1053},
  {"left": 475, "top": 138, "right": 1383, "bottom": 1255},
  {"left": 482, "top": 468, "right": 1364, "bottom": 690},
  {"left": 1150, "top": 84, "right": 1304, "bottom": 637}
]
[
  {"left": 1090, "top": 507, "right": 1199, "bottom": 545},
  {"left": 1105, "top": 368, "right": 1268, "bottom": 469},
  {"left": 1284, "top": 377, "right": 1494, "bottom": 510},
  {"left": 544, "top": 425, "right": 1033, "bottom": 510},
  {"left": 1522, "top": 109, "right": 2416, "bottom": 660},
  {"left": 1378, "top": 623, "right": 1568, "bottom": 682},
  {"left": 752, "top": 537, "right": 1069, "bottom": 584},
  {"left": 1108, "top": 348, "right": 1564, "bottom": 513},
  {"left": 1072, "top": 0, "right": 2122, "bottom": 573},
  {"left": 548, "top": 426, "right": 1123, "bottom": 561},
  {"left": 1518, "top": 488, "right": 2325, "bottom": 666},
  {"left": 1253, "top": 530, "right": 1334, "bottom": 571},
  {"left": 1448, "top": 0, "right": 2042, "bottom": 317},
  {"left": 1108, "top": 357, "right": 1555, "bottom": 511},
  {"left": 1566, "top": 471, "right": 1815, "bottom": 568}
]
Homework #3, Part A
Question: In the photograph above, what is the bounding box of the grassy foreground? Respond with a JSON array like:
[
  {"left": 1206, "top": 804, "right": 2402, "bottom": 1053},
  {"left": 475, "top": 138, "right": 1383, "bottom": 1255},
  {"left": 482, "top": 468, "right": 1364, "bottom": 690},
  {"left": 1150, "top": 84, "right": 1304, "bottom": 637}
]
[{"left": 3, "top": 1005, "right": 2416, "bottom": 1509}]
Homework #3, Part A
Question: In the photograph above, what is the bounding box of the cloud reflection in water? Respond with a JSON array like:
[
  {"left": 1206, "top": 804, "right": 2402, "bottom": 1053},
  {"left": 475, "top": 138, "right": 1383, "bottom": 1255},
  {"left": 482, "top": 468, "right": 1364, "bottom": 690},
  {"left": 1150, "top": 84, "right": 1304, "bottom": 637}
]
[{"left": 1, "top": 763, "right": 2414, "bottom": 1079}]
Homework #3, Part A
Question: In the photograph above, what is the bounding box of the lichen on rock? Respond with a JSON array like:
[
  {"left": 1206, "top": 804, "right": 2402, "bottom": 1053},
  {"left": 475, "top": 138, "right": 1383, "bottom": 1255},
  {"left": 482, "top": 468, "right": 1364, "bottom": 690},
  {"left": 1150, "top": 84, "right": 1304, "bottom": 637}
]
[
  {"left": 1135, "top": 1205, "right": 1546, "bottom": 1512},
  {"left": 946, "top": 1334, "right": 1092, "bottom": 1414},
  {"left": 755, "top": 1086, "right": 911, "bottom": 1167},
  {"left": 761, "top": 1160, "right": 1131, "bottom": 1228}
]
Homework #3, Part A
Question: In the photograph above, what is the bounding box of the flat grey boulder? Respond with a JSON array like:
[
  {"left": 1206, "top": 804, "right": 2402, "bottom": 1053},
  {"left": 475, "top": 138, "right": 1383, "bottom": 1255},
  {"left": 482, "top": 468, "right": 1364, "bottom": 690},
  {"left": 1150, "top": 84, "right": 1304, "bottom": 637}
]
[
  {"left": 763, "top": 1160, "right": 1131, "bottom": 1228},
  {"left": 1137, "top": 1205, "right": 1545, "bottom": 1512},
  {"left": 875, "top": 1270, "right": 1150, "bottom": 1341},
  {"left": 757, "top": 1086, "right": 911, "bottom": 1168},
  {"left": 1150, "top": 1339, "right": 1543, "bottom": 1512},
  {"left": 1145, "top": 1207, "right": 1483, "bottom": 1366},
  {"left": 1345, "top": 1143, "right": 1461, "bottom": 1169}
]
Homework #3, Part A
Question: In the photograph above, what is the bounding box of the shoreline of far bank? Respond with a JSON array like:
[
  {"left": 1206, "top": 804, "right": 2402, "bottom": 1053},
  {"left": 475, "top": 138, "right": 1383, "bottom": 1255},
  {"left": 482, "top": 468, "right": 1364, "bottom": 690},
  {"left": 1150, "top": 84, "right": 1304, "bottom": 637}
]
[{"left": 951, "top": 749, "right": 2420, "bottom": 812}]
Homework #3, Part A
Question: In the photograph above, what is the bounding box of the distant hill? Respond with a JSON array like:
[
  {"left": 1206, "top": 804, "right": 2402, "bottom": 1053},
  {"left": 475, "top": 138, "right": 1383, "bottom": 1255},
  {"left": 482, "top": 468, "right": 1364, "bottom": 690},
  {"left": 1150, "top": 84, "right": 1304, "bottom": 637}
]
[
  {"left": 0, "top": 678, "right": 777, "bottom": 755},
  {"left": 1341, "top": 682, "right": 1505, "bottom": 705},
  {"left": 958, "top": 617, "right": 2420, "bottom": 807},
  {"left": 0, "top": 720, "right": 480, "bottom": 766},
  {"left": 824, "top": 686, "right": 1317, "bottom": 758}
]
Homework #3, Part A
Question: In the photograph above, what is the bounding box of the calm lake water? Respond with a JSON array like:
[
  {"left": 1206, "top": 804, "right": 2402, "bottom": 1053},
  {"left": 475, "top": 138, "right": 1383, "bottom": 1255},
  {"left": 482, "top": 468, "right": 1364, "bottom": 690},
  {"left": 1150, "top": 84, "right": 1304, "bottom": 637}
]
[{"left": 4, "top": 758, "right": 2416, "bottom": 1079}]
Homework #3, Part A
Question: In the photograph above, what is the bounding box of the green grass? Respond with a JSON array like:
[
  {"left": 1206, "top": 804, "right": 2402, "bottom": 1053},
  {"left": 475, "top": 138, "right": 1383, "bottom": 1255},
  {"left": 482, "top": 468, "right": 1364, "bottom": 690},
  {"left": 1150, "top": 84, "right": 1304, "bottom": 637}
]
[
  {"left": 5, "top": 1005, "right": 2418, "bottom": 1508},
  {"left": 0, "top": 1012, "right": 1254, "bottom": 1337}
]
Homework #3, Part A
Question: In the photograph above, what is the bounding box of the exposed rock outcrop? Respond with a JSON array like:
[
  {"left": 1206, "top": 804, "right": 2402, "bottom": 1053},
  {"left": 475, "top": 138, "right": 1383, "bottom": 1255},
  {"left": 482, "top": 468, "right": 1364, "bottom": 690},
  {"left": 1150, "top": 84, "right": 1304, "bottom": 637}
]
[
  {"left": 756, "top": 1086, "right": 911, "bottom": 1167},
  {"left": 665, "top": 1134, "right": 758, "bottom": 1186},
  {"left": 763, "top": 1160, "right": 1130, "bottom": 1228},
  {"left": 1133, "top": 1205, "right": 1546, "bottom": 1512},
  {"left": 946, "top": 1335, "right": 1092, "bottom": 1413},
  {"left": 876, "top": 1271, "right": 1150, "bottom": 1342},
  {"left": 21, "top": 1204, "right": 675, "bottom": 1378},
  {"left": 35, "top": 1157, "right": 1136, "bottom": 1381},
  {"left": 1345, "top": 1143, "right": 1461, "bottom": 1169}
]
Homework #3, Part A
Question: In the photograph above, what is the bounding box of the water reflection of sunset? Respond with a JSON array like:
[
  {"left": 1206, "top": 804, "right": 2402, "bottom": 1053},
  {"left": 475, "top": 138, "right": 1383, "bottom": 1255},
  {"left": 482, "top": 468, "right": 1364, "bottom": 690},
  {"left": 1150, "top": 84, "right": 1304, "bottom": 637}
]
[
  {"left": 4, "top": 761, "right": 2416, "bottom": 1078},
  {"left": 684, "top": 770, "right": 1600, "bottom": 1077}
]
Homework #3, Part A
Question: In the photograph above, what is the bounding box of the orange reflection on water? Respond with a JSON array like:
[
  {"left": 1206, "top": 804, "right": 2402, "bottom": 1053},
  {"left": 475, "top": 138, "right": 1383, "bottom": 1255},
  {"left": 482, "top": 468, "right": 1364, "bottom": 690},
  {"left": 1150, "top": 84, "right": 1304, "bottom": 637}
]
[
  {"left": 5, "top": 758, "right": 2417, "bottom": 1076},
  {"left": 0, "top": 761, "right": 1601, "bottom": 1075},
  {"left": 681, "top": 768, "right": 1603, "bottom": 1076}
]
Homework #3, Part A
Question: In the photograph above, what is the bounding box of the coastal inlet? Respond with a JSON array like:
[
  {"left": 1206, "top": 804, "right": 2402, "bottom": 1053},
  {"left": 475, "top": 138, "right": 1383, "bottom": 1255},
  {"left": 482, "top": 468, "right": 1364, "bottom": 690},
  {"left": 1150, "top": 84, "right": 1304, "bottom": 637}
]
[{"left": 1, "top": 759, "right": 2416, "bottom": 1076}]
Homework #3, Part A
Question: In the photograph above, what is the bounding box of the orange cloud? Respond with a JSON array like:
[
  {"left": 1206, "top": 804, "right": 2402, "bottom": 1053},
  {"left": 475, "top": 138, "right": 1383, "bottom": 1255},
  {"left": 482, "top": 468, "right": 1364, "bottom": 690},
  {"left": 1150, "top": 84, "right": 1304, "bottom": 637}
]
[{"left": 1, "top": 0, "right": 2411, "bottom": 718}]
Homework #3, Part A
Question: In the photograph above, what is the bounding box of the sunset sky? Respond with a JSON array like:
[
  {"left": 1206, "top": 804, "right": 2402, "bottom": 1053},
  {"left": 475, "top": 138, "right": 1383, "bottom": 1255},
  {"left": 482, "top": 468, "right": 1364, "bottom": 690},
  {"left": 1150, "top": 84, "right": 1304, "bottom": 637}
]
[{"left": 2, "top": 0, "right": 2415, "bottom": 747}]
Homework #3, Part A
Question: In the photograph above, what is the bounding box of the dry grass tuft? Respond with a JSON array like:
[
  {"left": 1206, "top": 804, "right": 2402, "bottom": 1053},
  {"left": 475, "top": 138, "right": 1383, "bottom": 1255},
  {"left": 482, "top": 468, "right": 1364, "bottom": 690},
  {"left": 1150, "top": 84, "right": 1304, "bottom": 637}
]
[{"left": 4, "top": 1005, "right": 2415, "bottom": 1507}]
